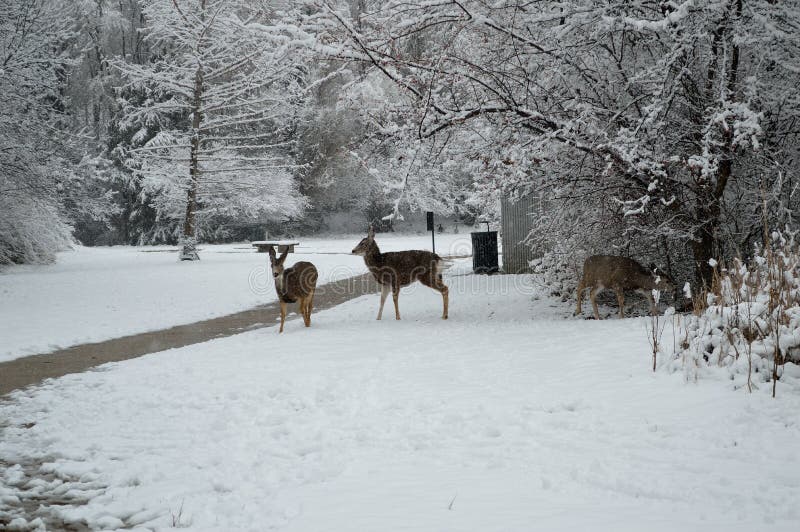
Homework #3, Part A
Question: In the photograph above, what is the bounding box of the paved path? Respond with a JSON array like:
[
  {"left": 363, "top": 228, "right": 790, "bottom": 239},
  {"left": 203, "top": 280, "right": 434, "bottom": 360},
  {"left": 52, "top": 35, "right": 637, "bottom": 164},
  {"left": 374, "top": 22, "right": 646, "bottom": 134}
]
[{"left": 0, "top": 273, "right": 379, "bottom": 397}]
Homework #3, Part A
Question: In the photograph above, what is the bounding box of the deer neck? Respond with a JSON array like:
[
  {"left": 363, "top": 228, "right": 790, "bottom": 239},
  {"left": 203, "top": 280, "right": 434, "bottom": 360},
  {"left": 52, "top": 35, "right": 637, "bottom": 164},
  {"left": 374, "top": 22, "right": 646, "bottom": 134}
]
[{"left": 362, "top": 241, "right": 383, "bottom": 269}]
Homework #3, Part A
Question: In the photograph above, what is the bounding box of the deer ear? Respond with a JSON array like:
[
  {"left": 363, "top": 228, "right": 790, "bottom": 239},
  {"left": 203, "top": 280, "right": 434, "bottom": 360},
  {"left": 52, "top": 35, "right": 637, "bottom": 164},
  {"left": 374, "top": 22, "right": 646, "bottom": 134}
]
[
  {"left": 278, "top": 249, "right": 289, "bottom": 265},
  {"left": 268, "top": 246, "right": 276, "bottom": 262},
  {"left": 368, "top": 225, "right": 375, "bottom": 240}
]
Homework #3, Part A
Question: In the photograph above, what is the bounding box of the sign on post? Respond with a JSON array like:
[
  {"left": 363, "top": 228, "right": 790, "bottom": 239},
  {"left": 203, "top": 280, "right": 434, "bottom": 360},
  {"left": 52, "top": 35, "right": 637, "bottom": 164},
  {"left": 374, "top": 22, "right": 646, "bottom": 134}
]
[{"left": 426, "top": 211, "right": 435, "bottom": 253}]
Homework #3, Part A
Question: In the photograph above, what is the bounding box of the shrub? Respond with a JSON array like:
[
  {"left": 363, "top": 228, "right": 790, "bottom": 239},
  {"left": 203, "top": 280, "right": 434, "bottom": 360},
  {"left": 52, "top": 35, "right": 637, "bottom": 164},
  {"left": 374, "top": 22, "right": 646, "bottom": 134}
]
[{"left": 669, "top": 229, "right": 800, "bottom": 396}]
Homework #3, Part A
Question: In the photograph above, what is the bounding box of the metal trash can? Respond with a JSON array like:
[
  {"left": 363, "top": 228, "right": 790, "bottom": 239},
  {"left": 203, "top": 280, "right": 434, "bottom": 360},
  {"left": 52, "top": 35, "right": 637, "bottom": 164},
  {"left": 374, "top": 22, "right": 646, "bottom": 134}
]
[{"left": 471, "top": 223, "right": 499, "bottom": 274}]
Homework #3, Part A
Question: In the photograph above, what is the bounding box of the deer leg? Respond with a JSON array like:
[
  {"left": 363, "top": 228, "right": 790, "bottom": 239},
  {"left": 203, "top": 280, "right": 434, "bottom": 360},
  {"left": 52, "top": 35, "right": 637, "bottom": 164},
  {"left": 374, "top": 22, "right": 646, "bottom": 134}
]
[
  {"left": 433, "top": 274, "right": 449, "bottom": 319},
  {"left": 279, "top": 300, "right": 287, "bottom": 333},
  {"left": 428, "top": 278, "right": 448, "bottom": 319},
  {"left": 306, "top": 288, "right": 315, "bottom": 326},
  {"left": 575, "top": 279, "right": 585, "bottom": 315},
  {"left": 377, "top": 284, "right": 389, "bottom": 320},
  {"left": 615, "top": 289, "right": 625, "bottom": 319},
  {"left": 589, "top": 287, "right": 601, "bottom": 320},
  {"left": 645, "top": 290, "right": 657, "bottom": 316},
  {"left": 392, "top": 286, "right": 401, "bottom": 320},
  {"left": 422, "top": 274, "right": 449, "bottom": 319},
  {"left": 300, "top": 297, "right": 310, "bottom": 327}
]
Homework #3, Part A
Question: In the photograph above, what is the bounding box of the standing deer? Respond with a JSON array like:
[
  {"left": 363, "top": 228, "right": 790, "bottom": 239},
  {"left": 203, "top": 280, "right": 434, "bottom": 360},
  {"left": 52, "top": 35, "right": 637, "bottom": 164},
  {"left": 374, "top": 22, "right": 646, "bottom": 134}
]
[
  {"left": 352, "top": 227, "right": 449, "bottom": 320},
  {"left": 269, "top": 247, "right": 318, "bottom": 333},
  {"left": 575, "top": 255, "right": 674, "bottom": 320}
]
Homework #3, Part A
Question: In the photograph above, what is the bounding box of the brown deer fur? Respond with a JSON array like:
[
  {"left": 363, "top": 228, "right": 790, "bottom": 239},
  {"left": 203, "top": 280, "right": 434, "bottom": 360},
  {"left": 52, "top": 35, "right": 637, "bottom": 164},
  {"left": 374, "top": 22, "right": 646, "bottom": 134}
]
[
  {"left": 269, "top": 247, "right": 318, "bottom": 333},
  {"left": 352, "top": 228, "right": 449, "bottom": 320},
  {"left": 576, "top": 255, "right": 674, "bottom": 320}
]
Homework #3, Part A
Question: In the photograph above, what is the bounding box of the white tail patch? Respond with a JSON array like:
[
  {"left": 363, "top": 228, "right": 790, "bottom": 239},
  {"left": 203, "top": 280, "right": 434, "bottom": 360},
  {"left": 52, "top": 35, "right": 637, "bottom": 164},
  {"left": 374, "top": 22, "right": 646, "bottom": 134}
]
[{"left": 435, "top": 259, "right": 454, "bottom": 276}]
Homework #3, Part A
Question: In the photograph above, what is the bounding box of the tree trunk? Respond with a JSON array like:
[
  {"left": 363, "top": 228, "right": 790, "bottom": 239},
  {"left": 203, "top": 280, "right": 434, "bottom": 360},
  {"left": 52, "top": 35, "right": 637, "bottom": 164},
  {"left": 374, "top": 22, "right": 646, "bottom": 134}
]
[
  {"left": 690, "top": 0, "right": 742, "bottom": 288},
  {"left": 180, "top": 63, "right": 203, "bottom": 261},
  {"left": 690, "top": 208, "right": 717, "bottom": 289},
  {"left": 180, "top": 0, "right": 207, "bottom": 261}
]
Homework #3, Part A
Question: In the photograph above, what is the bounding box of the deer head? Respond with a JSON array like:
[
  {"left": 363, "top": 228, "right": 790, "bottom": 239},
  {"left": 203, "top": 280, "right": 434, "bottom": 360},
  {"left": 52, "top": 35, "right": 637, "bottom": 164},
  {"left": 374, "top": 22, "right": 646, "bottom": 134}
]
[
  {"left": 351, "top": 225, "right": 375, "bottom": 256},
  {"left": 268, "top": 247, "right": 289, "bottom": 279},
  {"left": 648, "top": 263, "right": 675, "bottom": 292}
]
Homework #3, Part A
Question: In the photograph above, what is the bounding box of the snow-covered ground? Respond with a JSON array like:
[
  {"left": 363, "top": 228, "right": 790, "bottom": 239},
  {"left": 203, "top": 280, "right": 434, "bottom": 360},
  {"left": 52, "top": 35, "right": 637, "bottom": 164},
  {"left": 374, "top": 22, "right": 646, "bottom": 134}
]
[
  {"left": 0, "top": 233, "right": 473, "bottom": 362},
  {"left": 1, "top": 261, "right": 798, "bottom": 531}
]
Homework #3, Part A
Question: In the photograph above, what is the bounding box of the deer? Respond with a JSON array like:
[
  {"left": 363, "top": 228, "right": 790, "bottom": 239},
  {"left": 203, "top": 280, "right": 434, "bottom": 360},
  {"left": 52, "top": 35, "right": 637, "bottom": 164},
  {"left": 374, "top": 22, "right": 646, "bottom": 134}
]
[
  {"left": 268, "top": 247, "right": 318, "bottom": 333},
  {"left": 575, "top": 255, "right": 674, "bottom": 320},
  {"left": 352, "top": 227, "right": 449, "bottom": 321}
]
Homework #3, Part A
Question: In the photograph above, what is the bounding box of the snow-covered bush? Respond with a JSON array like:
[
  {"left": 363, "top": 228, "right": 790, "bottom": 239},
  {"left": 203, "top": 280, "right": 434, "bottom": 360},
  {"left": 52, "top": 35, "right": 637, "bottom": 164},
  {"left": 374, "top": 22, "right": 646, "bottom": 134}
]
[
  {"left": 0, "top": 195, "right": 73, "bottom": 265},
  {"left": 530, "top": 243, "right": 583, "bottom": 301},
  {"left": 0, "top": 0, "right": 101, "bottom": 265},
  {"left": 669, "top": 229, "right": 800, "bottom": 396}
]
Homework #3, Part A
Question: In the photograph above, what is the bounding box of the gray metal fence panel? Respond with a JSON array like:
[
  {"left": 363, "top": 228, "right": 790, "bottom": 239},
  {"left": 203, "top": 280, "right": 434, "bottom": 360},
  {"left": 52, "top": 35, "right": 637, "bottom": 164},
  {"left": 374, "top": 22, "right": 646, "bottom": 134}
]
[{"left": 500, "top": 194, "right": 538, "bottom": 274}]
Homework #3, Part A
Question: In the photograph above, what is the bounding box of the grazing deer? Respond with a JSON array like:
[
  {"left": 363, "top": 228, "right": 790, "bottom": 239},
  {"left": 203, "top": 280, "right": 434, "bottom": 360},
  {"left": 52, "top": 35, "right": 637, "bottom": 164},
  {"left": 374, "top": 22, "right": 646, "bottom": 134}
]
[
  {"left": 352, "top": 227, "right": 449, "bottom": 320},
  {"left": 575, "top": 255, "right": 674, "bottom": 320},
  {"left": 268, "top": 247, "right": 318, "bottom": 333}
]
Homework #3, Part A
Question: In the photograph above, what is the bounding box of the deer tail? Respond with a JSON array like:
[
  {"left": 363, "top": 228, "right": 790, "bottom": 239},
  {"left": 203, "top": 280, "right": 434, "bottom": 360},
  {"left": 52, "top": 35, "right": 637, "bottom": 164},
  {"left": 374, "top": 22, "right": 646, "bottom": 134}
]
[{"left": 434, "top": 258, "right": 454, "bottom": 276}]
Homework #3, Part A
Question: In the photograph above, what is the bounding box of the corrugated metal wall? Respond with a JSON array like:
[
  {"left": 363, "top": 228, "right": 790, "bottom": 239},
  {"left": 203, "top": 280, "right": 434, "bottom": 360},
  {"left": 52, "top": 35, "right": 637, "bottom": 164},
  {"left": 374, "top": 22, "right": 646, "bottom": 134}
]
[{"left": 500, "top": 194, "right": 539, "bottom": 274}]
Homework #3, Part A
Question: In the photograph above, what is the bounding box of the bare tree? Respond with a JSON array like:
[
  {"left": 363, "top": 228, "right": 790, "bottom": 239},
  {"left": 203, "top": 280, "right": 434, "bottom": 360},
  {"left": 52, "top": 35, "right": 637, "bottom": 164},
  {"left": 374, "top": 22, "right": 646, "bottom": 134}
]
[
  {"left": 318, "top": 1, "right": 800, "bottom": 285},
  {"left": 113, "top": 0, "right": 311, "bottom": 259}
]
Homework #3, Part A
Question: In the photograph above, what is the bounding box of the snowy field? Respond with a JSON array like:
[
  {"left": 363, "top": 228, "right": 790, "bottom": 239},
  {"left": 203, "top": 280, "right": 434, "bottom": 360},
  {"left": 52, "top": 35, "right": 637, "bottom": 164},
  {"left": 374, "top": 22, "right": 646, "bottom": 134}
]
[
  {"left": 0, "top": 233, "right": 472, "bottom": 362},
  {"left": 1, "top": 261, "right": 799, "bottom": 531}
]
